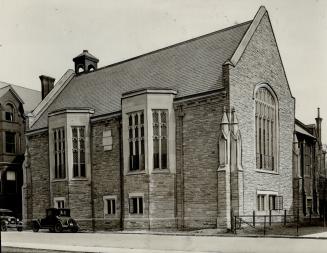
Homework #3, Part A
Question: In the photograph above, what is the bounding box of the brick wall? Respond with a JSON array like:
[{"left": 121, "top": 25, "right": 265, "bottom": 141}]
[
  {"left": 124, "top": 174, "right": 150, "bottom": 229},
  {"left": 91, "top": 118, "right": 122, "bottom": 230},
  {"left": 175, "top": 93, "right": 227, "bottom": 229},
  {"left": 29, "top": 132, "right": 50, "bottom": 219},
  {"left": 149, "top": 173, "right": 176, "bottom": 229},
  {"left": 228, "top": 13, "right": 295, "bottom": 215}
]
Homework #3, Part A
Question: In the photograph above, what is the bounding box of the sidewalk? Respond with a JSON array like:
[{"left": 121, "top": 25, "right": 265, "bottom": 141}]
[
  {"left": 3, "top": 242, "right": 196, "bottom": 253},
  {"left": 3, "top": 230, "right": 327, "bottom": 253}
]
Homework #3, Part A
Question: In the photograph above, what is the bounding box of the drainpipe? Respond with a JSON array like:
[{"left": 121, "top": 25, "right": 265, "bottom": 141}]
[
  {"left": 177, "top": 105, "right": 185, "bottom": 229},
  {"left": 90, "top": 124, "right": 95, "bottom": 231},
  {"left": 119, "top": 119, "right": 124, "bottom": 230}
]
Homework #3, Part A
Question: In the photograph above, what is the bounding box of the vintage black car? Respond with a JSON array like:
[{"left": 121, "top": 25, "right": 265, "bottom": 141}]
[
  {"left": 32, "top": 208, "right": 79, "bottom": 233},
  {"left": 0, "top": 209, "right": 23, "bottom": 231}
]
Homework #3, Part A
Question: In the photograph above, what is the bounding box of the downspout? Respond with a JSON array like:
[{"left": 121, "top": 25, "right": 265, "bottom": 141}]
[
  {"left": 119, "top": 119, "right": 124, "bottom": 230},
  {"left": 177, "top": 105, "right": 185, "bottom": 229},
  {"left": 90, "top": 123, "right": 95, "bottom": 231}
]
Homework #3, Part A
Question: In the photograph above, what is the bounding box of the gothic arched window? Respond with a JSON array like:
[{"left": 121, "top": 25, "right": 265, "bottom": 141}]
[{"left": 255, "top": 86, "right": 277, "bottom": 171}]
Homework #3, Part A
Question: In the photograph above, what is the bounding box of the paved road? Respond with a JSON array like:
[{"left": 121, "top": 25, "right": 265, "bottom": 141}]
[{"left": 2, "top": 231, "right": 327, "bottom": 253}]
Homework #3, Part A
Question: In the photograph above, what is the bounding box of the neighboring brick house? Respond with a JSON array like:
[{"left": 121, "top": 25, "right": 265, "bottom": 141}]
[
  {"left": 0, "top": 81, "right": 40, "bottom": 218},
  {"left": 293, "top": 109, "right": 327, "bottom": 220},
  {"left": 24, "top": 6, "right": 296, "bottom": 230}
]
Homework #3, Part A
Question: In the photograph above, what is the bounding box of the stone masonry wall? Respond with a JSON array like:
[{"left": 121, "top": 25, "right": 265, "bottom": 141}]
[
  {"left": 228, "top": 13, "right": 295, "bottom": 215},
  {"left": 28, "top": 132, "right": 50, "bottom": 219},
  {"left": 124, "top": 174, "right": 150, "bottom": 229},
  {"left": 175, "top": 92, "right": 227, "bottom": 229},
  {"left": 149, "top": 173, "right": 176, "bottom": 229},
  {"left": 91, "top": 118, "right": 122, "bottom": 231}
]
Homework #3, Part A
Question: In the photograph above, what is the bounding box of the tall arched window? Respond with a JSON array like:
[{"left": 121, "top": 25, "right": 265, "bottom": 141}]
[{"left": 255, "top": 86, "right": 277, "bottom": 171}]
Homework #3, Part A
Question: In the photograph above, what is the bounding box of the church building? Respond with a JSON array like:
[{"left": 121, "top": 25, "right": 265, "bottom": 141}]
[{"left": 24, "top": 6, "right": 295, "bottom": 230}]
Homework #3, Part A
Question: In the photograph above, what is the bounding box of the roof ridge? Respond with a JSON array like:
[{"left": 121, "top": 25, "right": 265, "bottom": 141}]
[
  {"left": 75, "top": 20, "right": 252, "bottom": 77},
  {"left": 0, "top": 81, "right": 40, "bottom": 92}
]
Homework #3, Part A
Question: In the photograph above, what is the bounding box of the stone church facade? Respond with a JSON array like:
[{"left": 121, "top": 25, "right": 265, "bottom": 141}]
[{"left": 23, "top": 6, "right": 296, "bottom": 230}]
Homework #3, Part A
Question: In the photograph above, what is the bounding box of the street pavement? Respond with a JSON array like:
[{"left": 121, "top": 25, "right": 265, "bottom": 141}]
[{"left": 2, "top": 231, "right": 327, "bottom": 253}]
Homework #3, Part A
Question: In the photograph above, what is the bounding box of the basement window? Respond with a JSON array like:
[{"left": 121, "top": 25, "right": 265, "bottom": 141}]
[
  {"left": 129, "top": 196, "right": 143, "bottom": 215},
  {"left": 103, "top": 195, "right": 117, "bottom": 215},
  {"left": 54, "top": 197, "right": 65, "bottom": 209}
]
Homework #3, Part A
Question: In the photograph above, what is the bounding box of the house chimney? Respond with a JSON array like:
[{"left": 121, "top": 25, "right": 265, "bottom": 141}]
[
  {"left": 39, "top": 75, "right": 55, "bottom": 100},
  {"left": 315, "top": 107, "right": 323, "bottom": 145}
]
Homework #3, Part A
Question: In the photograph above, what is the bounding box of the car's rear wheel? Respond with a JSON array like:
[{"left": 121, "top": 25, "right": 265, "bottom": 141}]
[
  {"left": 32, "top": 222, "right": 39, "bottom": 232},
  {"left": 70, "top": 226, "right": 78, "bottom": 233},
  {"left": 1, "top": 222, "right": 7, "bottom": 231},
  {"left": 17, "top": 227, "right": 23, "bottom": 232},
  {"left": 54, "top": 222, "right": 63, "bottom": 233}
]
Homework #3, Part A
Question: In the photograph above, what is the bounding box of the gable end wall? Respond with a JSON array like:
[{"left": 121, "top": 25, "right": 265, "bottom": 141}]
[{"left": 229, "top": 13, "right": 295, "bottom": 215}]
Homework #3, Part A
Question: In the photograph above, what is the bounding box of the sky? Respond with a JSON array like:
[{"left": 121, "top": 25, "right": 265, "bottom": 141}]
[{"left": 0, "top": 0, "right": 327, "bottom": 141}]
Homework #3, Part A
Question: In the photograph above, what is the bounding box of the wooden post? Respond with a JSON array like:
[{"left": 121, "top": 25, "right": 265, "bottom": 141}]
[
  {"left": 324, "top": 200, "right": 326, "bottom": 227},
  {"left": 234, "top": 216, "right": 237, "bottom": 234},
  {"left": 253, "top": 210, "right": 255, "bottom": 227},
  {"left": 297, "top": 208, "right": 299, "bottom": 237},
  {"left": 269, "top": 210, "right": 272, "bottom": 226},
  {"left": 284, "top": 210, "right": 287, "bottom": 226},
  {"left": 263, "top": 216, "right": 266, "bottom": 236}
]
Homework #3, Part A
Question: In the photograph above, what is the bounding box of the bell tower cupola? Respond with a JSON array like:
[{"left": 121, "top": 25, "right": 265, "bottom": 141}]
[{"left": 73, "top": 50, "right": 99, "bottom": 74}]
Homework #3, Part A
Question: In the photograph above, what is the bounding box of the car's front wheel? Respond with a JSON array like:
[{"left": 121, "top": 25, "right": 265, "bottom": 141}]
[
  {"left": 32, "top": 222, "right": 39, "bottom": 232},
  {"left": 1, "top": 221, "right": 7, "bottom": 231},
  {"left": 54, "top": 222, "right": 63, "bottom": 233}
]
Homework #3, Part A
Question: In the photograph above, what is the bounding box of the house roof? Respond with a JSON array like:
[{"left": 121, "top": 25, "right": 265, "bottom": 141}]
[
  {"left": 295, "top": 119, "right": 316, "bottom": 139},
  {"left": 0, "top": 81, "right": 41, "bottom": 113},
  {"left": 30, "top": 19, "right": 251, "bottom": 130}
]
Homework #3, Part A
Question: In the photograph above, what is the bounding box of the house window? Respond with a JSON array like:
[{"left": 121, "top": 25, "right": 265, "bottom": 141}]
[
  {"left": 53, "top": 128, "right": 66, "bottom": 179},
  {"left": 54, "top": 197, "right": 65, "bottom": 209},
  {"left": 257, "top": 192, "right": 283, "bottom": 211},
  {"left": 6, "top": 171, "right": 16, "bottom": 193},
  {"left": 103, "top": 129, "right": 113, "bottom": 151},
  {"left": 257, "top": 194, "right": 265, "bottom": 211},
  {"left": 153, "top": 110, "right": 168, "bottom": 170},
  {"left": 304, "top": 144, "right": 312, "bottom": 177},
  {"left": 72, "top": 126, "right": 86, "bottom": 178},
  {"left": 5, "top": 132, "right": 15, "bottom": 154},
  {"left": 306, "top": 198, "right": 313, "bottom": 215},
  {"left": 129, "top": 196, "right": 143, "bottom": 214},
  {"left": 103, "top": 196, "right": 116, "bottom": 215},
  {"left": 5, "top": 104, "right": 14, "bottom": 121},
  {"left": 128, "top": 112, "right": 145, "bottom": 171},
  {"left": 255, "top": 87, "right": 277, "bottom": 171}
]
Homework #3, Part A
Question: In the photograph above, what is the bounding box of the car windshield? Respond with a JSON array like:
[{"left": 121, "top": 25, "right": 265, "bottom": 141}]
[{"left": 0, "top": 210, "right": 13, "bottom": 216}]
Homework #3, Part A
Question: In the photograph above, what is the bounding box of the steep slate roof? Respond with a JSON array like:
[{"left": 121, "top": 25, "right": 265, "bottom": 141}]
[
  {"left": 31, "top": 20, "right": 251, "bottom": 130},
  {"left": 0, "top": 81, "right": 41, "bottom": 113}
]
